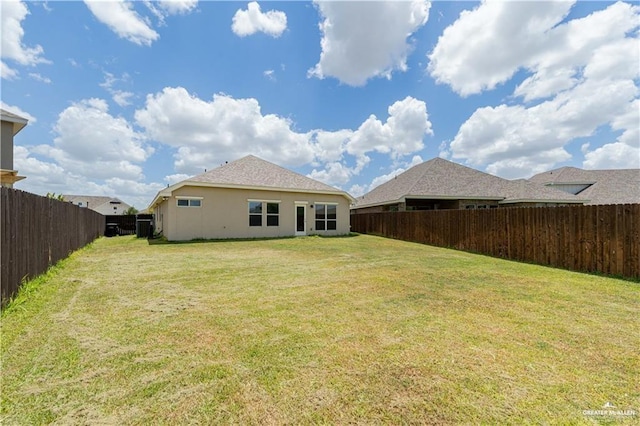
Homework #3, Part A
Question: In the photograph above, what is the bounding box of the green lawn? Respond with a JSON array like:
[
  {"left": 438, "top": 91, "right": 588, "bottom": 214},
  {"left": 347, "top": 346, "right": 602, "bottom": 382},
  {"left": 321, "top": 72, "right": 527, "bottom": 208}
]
[{"left": 1, "top": 234, "right": 638, "bottom": 424}]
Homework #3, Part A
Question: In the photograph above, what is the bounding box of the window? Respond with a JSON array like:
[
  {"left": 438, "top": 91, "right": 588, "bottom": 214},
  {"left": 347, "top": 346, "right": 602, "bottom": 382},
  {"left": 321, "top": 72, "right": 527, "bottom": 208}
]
[
  {"left": 249, "top": 201, "right": 262, "bottom": 226},
  {"left": 248, "top": 200, "right": 280, "bottom": 227},
  {"left": 267, "top": 203, "right": 279, "bottom": 226},
  {"left": 177, "top": 198, "right": 202, "bottom": 207},
  {"left": 315, "top": 203, "right": 337, "bottom": 231}
]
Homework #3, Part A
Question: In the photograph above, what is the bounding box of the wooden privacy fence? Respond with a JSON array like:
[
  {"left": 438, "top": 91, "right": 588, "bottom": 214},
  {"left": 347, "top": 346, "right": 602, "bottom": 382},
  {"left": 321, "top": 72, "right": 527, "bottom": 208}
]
[
  {"left": 104, "top": 214, "right": 154, "bottom": 237},
  {"left": 105, "top": 214, "right": 136, "bottom": 235},
  {"left": 351, "top": 204, "right": 640, "bottom": 280},
  {"left": 1, "top": 188, "right": 105, "bottom": 308}
]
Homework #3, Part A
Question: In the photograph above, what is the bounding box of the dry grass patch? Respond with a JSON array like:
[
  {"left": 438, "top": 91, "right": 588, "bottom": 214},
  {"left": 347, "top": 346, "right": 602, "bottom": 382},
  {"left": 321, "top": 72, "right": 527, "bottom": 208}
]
[{"left": 1, "top": 235, "right": 639, "bottom": 424}]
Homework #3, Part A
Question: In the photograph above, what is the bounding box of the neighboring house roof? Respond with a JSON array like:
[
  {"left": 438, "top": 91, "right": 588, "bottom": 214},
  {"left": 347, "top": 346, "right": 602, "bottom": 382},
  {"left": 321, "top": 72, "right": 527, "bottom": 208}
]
[
  {"left": 149, "top": 155, "right": 355, "bottom": 208},
  {"left": 62, "top": 195, "right": 130, "bottom": 211},
  {"left": 529, "top": 167, "right": 640, "bottom": 205},
  {"left": 354, "top": 157, "right": 586, "bottom": 209},
  {"left": 0, "top": 108, "right": 28, "bottom": 135}
]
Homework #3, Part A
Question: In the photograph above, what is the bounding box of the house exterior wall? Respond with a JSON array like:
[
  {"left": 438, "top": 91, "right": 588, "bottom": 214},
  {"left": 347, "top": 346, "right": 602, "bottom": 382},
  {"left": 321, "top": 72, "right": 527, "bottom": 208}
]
[
  {"left": 93, "top": 201, "right": 129, "bottom": 215},
  {"left": 351, "top": 205, "right": 389, "bottom": 214},
  {"left": 157, "top": 186, "right": 351, "bottom": 241},
  {"left": 1, "top": 121, "right": 14, "bottom": 171}
]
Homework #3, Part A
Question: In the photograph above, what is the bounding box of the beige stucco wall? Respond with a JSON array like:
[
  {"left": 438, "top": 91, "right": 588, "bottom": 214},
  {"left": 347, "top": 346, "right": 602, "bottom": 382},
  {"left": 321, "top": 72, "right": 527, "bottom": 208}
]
[{"left": 156, "top": 186, "right": 351, "bottom": 241}]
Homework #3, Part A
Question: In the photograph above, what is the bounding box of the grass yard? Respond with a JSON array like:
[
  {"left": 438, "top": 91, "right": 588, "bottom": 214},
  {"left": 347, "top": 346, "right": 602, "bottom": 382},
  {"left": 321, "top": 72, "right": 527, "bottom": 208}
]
[{"left": 1, "top": 234, "right": 638, "bottom": 424}]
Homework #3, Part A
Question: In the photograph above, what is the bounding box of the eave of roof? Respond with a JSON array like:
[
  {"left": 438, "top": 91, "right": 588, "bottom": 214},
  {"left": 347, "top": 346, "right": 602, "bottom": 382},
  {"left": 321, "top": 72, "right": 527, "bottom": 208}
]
[
  {"left": 0, "top": 109, "right": 28, "bottom": 135},
  {"left": 352, "top": 194, "right": 506, "bottom": 210},
  {"left": 149, "top": 180, "right": 355, "bottom": 209},
  {"left": 544, "top": 181, "right": 596, "bottom": 186},
  {"left": 498, "top": 198, "right": 588, "bottom": 205}
]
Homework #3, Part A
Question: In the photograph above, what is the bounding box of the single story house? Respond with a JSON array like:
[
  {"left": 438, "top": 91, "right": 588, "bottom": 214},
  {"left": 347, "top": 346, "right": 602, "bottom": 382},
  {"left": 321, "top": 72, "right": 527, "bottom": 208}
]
[
  {"left": 529, "top": 167, "right": 640, "bottom": 205},
  {"left": 148, "top": 155, "right": 355, "bottom": 241},
  {"left": 1, "top": 108, "right": 27, "bottom": 188},
  {"left": 63, "top": 195, "right": 132, "bottom": 215},
  {"left": 352, "top": 157, "right": 586, "bottom": 213}
]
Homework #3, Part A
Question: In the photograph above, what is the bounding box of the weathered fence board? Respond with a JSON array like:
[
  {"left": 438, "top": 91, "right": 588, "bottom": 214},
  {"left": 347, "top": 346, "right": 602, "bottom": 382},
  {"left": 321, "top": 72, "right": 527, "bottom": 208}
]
[
  {"left": 1, "top": 188, "right": 104, "bottom": 308},
  {"left": 351, "top": 204, "right": 640, "bottom": 280}
]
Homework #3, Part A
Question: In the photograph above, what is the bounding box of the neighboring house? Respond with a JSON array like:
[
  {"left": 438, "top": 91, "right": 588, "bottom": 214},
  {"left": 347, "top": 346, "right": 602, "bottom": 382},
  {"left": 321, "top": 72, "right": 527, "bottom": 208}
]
[
  {"left": 0, "top": 108, "right": 27, "bottom": 188},
  {"left": 148, "top": 155, "right": 354, "bottom": 241},
  {"left": 529, "top": 167, "right": 640, "bottom": 205},
  {"left": 352, "top": 157, "right": 586, "bottom": 213},
  {"left": 63, "top": 195, "right": 132, "bottom": 215}
]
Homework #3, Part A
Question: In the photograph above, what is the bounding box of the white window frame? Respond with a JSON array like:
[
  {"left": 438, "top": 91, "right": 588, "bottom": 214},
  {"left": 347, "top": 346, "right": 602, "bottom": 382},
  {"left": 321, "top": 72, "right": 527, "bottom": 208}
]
[
  {"left": 176, "top": 196, "right": 203, "bottom": 208},
  {"left": 314, "top": 202, "right": 338, "bottom": 231},
  {"left": 248, "top": 199, "right": 281, "bottom": 227}
]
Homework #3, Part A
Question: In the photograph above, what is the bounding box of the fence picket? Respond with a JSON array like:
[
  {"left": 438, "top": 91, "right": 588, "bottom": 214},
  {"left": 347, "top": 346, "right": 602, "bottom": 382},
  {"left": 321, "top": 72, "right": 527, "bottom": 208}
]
[
  {"left": 1, "top": 188, "right": 105, "bottom": 308},
  {"left": 351, "top": 204, "right": 640, "bottom": 280}
]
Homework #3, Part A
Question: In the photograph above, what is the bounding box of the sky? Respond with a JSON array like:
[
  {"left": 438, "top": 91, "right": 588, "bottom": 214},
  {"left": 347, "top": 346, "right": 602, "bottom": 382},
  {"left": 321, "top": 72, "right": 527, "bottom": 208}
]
[{"left": 1, "top": 0, "right": 638, "bottom": 209}]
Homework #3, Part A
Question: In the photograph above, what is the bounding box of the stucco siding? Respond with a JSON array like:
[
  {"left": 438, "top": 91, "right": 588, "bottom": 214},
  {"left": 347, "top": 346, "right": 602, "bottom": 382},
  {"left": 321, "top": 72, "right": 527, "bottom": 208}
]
[
  {"left": 161, "top": 186, "right": 350, "bottom": 241},
  {"left": 1, "top": 121, "right": 15, "bottom": 171}
]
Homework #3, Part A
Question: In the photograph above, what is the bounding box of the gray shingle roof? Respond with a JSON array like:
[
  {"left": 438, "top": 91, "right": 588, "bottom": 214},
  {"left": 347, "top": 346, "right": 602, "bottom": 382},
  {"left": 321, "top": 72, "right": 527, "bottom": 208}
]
[
  {"left": 185, "top": 155, "right": 350, "bottom": 195},
  {"left": 529, "top": 167, "right": 640, "bottom": 205},
  {"left": 355, "top": 158, "right": 586, "bottom": 208}
]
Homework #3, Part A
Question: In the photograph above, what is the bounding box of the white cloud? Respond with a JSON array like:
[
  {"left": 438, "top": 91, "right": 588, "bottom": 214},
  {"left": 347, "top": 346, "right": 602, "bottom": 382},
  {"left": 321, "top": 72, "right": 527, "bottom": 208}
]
[
  {"left": 366, "top": 155, "right": 424, "bottom": 193},
  {"left": 34, "top": 98, "right": 152, "bottom": 181},
  {"left": 28, "top": 72, "right": 51, "bottom": 84},
  {"left": 312, "top": 129, "right": 353, "bottom": 163},
  {"left": 513, "top": 68, "right": 578, "bottom": 103},
  {"left": 348, "top": 184, "right": 367, "bottom": 198},
  {"left": 232, "top": 2, "right": 287, "bottom": 38},
  {"left": 84, "top": 0, "right": 159, "bottom": 46},
  {"left": 103, "top": 177, "right": 165, "bottom": 208},
  {"left": 135, "top": 87, "right": 314, "bottom": 174},
  {"left": 100, "top": 71, "right": 134, "bottom": 106},
  {"left": 429, "top": 1, "right": 639, "bottom": 99},
  {"left": 583, "top": 143, "right": 640, "bottom": 170},
  {"left": 263, "top": 69, "right": 275, "bottom": 81},
  {"left": 135, "top": 87, "right": 434, "bottom": 190},
  {"left": 154, "top": 0, "right": 197, "bottom": 16},
  {"left": 14, "top": 145, "right": 163, "bottom": 208},
  {"left": 164, "top": 173, "right": 191, "bottom": 185},
  {"left": 308, "top": 162, "right": 352, "bottom": 186},
  {"left": 346, "top": 96, "right": 432, "bottom": 160},
  {"left": 583, "top": 99, "right": 640, "bottom": 170},
  {"left": 1, "top": 0, "right": 48, "bottom": 79},
  {"left": 450, "top": 78, "right": 637, "bottom": 178},
  {"left": 428, "top": 1, "right": 575, "bottom": 97},
  {"left": 112, "top": 90, "right": 134, "bottom": 107},
  {"left": 440, "top": 1, "right": 639, "bottom": 178},
  {"left": 309, "top": 0, "right": 430, "bottom": 86},
  {"left": 144, "top": 0, "right": 198, "bottom": 25},
  {"left": 1, "top": 61, "right": 19, "bottom": 79}
]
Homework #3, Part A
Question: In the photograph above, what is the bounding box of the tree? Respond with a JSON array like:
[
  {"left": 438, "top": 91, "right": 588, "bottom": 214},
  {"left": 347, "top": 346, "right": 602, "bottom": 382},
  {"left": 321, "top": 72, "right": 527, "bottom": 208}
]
[
  {"left": 46, "top": 192, "right": 64, "bottom": 201},
  {"left": 124, "top": 206, "right": 139, "bottom": 215}
]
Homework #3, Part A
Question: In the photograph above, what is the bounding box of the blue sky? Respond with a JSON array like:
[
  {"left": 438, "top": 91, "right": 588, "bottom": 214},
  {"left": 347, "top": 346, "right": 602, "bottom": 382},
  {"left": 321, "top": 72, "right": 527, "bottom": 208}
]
[{"left": 2, "top": 0, "right": 638, "bottom": 209}]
